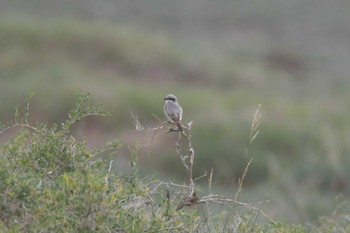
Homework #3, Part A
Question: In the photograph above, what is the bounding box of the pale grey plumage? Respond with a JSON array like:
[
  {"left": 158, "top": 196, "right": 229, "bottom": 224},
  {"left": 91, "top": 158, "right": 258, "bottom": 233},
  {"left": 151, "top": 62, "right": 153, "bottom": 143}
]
[{"left": 164, "top": 94, "right": 183, "bottom": 131}]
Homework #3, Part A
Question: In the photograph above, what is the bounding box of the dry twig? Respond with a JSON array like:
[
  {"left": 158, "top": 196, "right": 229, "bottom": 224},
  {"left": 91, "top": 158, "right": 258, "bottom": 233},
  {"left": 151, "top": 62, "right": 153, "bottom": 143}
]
[{"left": 132, "top": 108, "right": 271, "bottom": 223}]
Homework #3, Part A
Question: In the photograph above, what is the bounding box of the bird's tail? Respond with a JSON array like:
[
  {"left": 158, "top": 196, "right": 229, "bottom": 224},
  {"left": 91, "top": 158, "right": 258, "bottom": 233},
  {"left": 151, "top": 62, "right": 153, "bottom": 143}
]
[{"left": 175, "top": 121, "right": 183, "bottom": 132}]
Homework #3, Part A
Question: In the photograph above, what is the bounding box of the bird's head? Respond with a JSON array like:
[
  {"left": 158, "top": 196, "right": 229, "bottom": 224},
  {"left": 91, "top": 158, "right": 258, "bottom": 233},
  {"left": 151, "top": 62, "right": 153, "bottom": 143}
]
[{"left": 164, "top": 94, "right": 177, "bottom": 102}]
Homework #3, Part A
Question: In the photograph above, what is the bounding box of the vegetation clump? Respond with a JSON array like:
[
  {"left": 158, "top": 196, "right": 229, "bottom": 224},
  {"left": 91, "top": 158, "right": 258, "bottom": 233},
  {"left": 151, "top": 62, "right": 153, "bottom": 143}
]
[{"left": 0, "top": 94, "right": 349, "bottom": 232}]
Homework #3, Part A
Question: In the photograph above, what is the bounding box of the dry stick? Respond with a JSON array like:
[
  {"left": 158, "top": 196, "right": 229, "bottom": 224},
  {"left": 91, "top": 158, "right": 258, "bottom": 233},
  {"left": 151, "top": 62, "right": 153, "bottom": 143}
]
[
  {"left": 131, "top": 113, "right": 168, "bottom": 148},
  {"left": 131, "top": 113, "right": 272, "bottom": 221},
  {"left": 208, "top": 168, "right": 213, "bottom": 194},
  {"left": 0, "top": 123, "right": 41, "bottom": 134},
  {"left": 175, "top": 121, "right": 200, "bottom": 210},
  {"left": 198, "top": 193, "right": 272, "bottom": 219},
  {"left": 175, "top": 190, "right": 273, "bottom": 221},
  {"left": 131, "top": 113, "right": 196, "bottom": 206},
  {"left": 104, "top": 159, "right": 114, "bottom": 188}
]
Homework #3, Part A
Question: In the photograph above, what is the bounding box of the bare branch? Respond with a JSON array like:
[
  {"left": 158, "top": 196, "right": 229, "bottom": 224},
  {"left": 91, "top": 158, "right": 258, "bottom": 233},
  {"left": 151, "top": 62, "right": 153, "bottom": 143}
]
[
  {"left": 130, "top": 112, "right": 168, "bottom": 148},
  {"left": 0, "top": 123, "right": 41, "bottom": 134},
  {"left": 208, "top": 169, "right": 213, "bottom": 194},
  {"left": 104, "top": 159, "right": 114, "bottom": 189},
  {"left": 132, "top": 109, "right": 273, "bottom": 223}
]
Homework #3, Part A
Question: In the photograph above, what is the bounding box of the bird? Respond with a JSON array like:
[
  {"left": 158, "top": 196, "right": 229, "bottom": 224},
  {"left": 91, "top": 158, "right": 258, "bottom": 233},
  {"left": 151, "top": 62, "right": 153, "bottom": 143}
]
[{"left": 164, "top": 94, "right": 183, "bottom": 132}]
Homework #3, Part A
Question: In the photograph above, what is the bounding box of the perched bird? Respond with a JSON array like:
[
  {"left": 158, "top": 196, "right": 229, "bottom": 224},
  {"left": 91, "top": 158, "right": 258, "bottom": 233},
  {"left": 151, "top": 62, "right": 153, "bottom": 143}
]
[{"left": 164, "top": 94, "right": 183, "bottom": 132}]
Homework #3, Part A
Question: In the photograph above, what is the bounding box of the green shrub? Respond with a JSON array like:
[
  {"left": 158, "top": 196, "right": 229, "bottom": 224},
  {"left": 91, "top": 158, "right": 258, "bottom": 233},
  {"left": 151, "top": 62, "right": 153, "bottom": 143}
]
[
  {"left": 0, "top": 93, "right": 348, "bottom": 232},
  {"left": 0, "top": 93, "right": 202, "bottom": 232}
]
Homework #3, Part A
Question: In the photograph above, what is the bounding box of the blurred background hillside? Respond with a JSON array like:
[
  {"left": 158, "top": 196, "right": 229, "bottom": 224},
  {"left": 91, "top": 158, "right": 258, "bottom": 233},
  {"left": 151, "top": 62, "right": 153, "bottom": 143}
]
[{"left": 1, "top": 0, "right": 350, "bottom": 224}]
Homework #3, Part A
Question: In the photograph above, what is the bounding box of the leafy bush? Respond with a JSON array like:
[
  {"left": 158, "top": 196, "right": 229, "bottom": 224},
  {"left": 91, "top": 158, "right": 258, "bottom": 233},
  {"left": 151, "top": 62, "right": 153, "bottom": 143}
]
[
  {"left": 0, "top": 93, "right": 348, "bottom": 232},
  {"left": 0, "top": 93, "right": 203, "bottom": 232}
]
